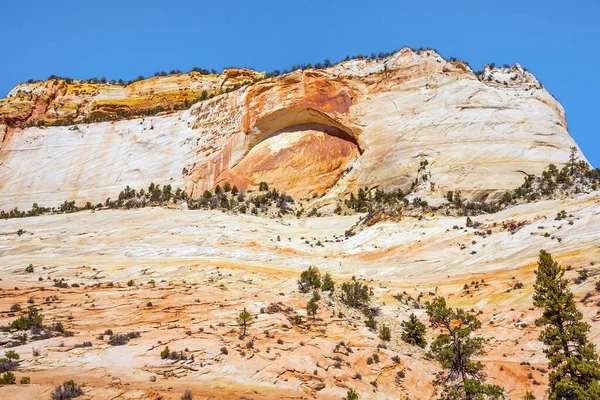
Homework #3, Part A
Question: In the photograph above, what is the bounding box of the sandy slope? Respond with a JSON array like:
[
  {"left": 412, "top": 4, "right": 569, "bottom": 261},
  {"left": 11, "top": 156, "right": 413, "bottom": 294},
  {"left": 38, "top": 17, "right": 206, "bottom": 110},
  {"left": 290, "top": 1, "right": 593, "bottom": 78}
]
[{"left": 0, "top": 192, "right": 599, "bottom": 399}]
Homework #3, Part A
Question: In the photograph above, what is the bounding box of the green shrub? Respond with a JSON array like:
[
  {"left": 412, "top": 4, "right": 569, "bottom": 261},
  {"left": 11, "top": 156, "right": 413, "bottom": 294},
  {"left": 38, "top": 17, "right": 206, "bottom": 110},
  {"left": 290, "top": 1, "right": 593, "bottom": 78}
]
[
  {"left": 321, "top": 273, "right": 335, "bottom": 292},
  {"left": 161, "top": 346, "right": 170, "bottom": 359},
  {"left": 340, "top": 282, "right": 370, "bottom": 308},
  {"left": 9, "top": 306, "right": 43, "bottom": 331},
  {"left": 0, "top": 371, "right": 15, "bottom": 384},
  {"left": 379, "top": 325, "right": 391, "bottom": 341}
]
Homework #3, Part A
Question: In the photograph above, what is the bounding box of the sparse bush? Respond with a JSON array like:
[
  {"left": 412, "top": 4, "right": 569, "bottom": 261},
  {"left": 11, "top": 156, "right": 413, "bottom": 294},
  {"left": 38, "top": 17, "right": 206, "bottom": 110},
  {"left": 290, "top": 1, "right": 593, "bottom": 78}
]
[
  {"left": 25, "top": 264, "right": 34, "bottom": 273},
  {"left": 181, "top": 390, "right": 193, "bottom": 400},
  {"left": 51, "top": 380, "right": 84, "bottom": 400},
  {"left": 574, "top": 269, "right": 589, "bottom": 284},
  {"left": 108, "top": 332, "right": 140, "bottom": 346},
  {"left": 20, "top": 376, "right": 30, "bottom": 384}
]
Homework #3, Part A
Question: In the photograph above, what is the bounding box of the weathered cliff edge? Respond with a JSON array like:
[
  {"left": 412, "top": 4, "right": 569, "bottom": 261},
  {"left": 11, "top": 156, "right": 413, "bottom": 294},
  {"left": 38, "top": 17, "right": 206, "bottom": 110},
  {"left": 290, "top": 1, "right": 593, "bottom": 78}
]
[{"left": 0, "top": 48, "right": 586, "bottom": 209}]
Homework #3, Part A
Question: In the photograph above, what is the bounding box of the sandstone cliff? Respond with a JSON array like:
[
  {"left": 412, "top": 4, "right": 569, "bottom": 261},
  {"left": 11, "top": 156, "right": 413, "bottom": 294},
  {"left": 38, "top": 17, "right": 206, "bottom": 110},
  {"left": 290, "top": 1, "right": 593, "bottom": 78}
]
[{"left": 0, "top": 48, "right": 586, "bottom": 209}]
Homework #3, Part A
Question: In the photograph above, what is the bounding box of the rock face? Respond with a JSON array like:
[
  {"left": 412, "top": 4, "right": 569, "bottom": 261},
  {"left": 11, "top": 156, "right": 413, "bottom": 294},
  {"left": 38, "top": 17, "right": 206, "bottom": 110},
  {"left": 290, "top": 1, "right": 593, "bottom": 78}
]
[{"left": 0, "top": 48, "right": 586, "bottom": 209}]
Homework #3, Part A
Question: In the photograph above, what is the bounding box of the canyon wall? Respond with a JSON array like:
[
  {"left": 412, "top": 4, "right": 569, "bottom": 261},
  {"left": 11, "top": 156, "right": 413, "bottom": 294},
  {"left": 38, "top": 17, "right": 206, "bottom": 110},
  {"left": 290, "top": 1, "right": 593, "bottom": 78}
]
[{"left": 0, "top": 48, "right": 585, "bottom": 209}]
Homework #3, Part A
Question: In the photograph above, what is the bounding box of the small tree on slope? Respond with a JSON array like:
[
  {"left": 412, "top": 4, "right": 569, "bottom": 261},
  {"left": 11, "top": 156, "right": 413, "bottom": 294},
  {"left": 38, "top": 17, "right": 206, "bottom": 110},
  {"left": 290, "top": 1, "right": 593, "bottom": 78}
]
[
  {"left": 426, "top": 296, "right": 504, "bottom": 399},
  {"left": 533, "top": 250, "right": 600, "bottom": 399},
  {"left": 237, "top": 308, "right": 252, "bottom": 337}
]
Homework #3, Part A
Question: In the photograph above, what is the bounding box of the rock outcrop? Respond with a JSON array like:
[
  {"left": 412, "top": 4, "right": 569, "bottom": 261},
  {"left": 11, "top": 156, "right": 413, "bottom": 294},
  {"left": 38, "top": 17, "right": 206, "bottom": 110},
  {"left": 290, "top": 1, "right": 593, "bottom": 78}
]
[{"left": 0, "top": 48, "right": 586, "bottom": 209}]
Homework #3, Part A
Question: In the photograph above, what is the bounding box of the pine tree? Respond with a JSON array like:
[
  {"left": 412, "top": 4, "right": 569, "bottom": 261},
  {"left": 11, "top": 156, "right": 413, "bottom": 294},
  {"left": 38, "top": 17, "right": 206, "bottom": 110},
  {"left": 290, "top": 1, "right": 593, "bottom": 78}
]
[
  {"left": 306, "top": 298, "right": 319, "bottom": 320},
  {"left": 532, "top": 250, "right": 600, "bottom": 399},
  {"left": 426, "top": 297, "right": 504, "bottom": 399},
  {"left": 401, "top": 313, "right": 426, "bottom": 348},
  {"left": 237, "top": 308, "right": 252, "bottom": 337}
]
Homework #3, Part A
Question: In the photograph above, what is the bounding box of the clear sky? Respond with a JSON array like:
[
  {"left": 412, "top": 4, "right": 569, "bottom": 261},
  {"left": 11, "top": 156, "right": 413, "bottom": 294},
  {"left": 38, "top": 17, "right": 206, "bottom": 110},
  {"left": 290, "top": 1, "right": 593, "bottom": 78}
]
[{"left": 1, "top": 0, "right": 597, "bottom": 166}]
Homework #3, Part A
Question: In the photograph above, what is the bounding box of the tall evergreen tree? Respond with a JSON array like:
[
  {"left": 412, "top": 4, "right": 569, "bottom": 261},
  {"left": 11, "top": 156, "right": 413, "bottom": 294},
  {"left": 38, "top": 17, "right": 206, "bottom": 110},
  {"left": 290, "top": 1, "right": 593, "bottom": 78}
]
[
  {"left": 426, "top": 297, "right": 504, "bottom": 399},
  {"left": 533, "top": 250, "right": 600, "bottom": 399}
]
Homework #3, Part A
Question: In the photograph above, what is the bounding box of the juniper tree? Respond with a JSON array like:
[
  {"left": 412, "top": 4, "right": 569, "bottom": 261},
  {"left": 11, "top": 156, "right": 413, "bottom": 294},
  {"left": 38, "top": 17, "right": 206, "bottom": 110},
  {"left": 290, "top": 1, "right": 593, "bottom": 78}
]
[
  {"left": 298, "top": 266, "right": 321, "bottom": 293},
  {"left": 533, "top": 250, "right": 600, "bottom": 399},
  {"left": 426, "top": 297, "right": 504, "bottom": 399},
  {"left": 401, "top": 313, "right": 426, "bottom": 348},
  {"left": 340, "top": 281, "right": 370, "bottom": 309}
]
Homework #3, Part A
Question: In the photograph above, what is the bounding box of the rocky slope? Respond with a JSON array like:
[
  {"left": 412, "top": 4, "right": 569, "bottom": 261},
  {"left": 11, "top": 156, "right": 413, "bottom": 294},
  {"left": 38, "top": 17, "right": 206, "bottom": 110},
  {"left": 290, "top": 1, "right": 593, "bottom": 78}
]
[
  {"left": 0, "top": 45, "right": 599, "bottom": 400},
  {"left": 0, "top": 192, "right": 599, "bottom": 399},
  {"left": 0, "top": 48, "right": 587, "bottom": 210}
]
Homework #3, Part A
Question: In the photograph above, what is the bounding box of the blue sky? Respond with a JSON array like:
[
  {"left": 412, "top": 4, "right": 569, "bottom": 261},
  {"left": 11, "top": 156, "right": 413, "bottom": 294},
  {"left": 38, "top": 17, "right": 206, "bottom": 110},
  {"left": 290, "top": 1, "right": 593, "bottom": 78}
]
[{"left": 1, "top": 0, "right": 597, "bottom": 166}]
